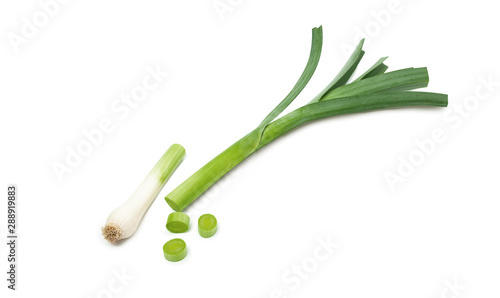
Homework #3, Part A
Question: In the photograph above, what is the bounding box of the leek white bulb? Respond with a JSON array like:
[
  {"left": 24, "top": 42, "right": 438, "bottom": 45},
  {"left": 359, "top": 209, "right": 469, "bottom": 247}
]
[{"left": 102, "top": 144, "right": 185, "bottom": 243}]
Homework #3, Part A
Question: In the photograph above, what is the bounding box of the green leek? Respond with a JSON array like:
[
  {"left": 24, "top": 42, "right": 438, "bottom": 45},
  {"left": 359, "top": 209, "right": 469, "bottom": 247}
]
[{"left": 165, "top": 26, "right": 447, "bottom": 212}]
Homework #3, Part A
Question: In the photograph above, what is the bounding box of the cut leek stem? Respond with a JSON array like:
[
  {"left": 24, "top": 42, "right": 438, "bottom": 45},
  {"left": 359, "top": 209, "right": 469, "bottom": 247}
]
[
  {"left": 166, "top": 212, "right": 190, "bottom": 233},
  {"left": 103, "top": 144, "right": 185, "bottom": 243},
  {"left": 198, "top": 214, "right": 217, "bottom": 238},
  {"left": 163, "top": 238, "right": 187, "bottom": 262},
  {"left": 165, "top": 26, "right": 448, "bottom": 212}
]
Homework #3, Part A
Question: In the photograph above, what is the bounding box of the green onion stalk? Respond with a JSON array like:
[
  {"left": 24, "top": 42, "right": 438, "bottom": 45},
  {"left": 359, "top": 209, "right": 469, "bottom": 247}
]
[{"left": 165, "top": 26, "right": 447, "bottom": 212}]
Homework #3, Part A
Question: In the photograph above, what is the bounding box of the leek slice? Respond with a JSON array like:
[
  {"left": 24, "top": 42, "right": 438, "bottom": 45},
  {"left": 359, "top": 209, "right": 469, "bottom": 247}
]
[
  {"left": 198, "top": 214, "right": 217, "bottom": 238},
  {"left": 166, "top": 212, "right": 190, "bottom": 233},
  {"left": 163, "top": 238, "right": 187, "bottom": 262}
]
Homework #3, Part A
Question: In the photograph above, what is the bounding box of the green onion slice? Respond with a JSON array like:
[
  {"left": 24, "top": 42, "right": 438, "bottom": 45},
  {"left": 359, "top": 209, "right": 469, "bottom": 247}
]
[
  {"left": 198, "top": 214, "right": 217, "bottom": 238},
  {"left": 163, "top": 238, "right": 187, "bottom": 262},
  {"left": 166, "top": 212, "right": 190, "bottom": 233}
]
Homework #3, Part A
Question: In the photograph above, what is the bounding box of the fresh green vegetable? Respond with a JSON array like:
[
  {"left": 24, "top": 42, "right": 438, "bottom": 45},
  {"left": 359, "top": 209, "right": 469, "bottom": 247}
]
[
  {"left": 165, "top": 26, "right": 447, "bottom": 212},
  {"left": 198, "top": 214, "right": 217, "bottom": 238},
  {"left": 163, "top": 238, "right": 187, "bottom": 262},
  {"left": 166, "top": 212, "right": 190, "bottom": 233},
  {"left": 102, "top": 144, "right": 185, "bottom": 243}
]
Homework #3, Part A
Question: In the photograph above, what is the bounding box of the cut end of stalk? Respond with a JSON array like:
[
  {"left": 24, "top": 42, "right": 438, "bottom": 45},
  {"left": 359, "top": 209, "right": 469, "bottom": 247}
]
[
  {"left": 165, "top": 197, "right": 181, "bottom": 212},
  {"left": 102, "top": 223, "right": 124, "bottom": 244}
]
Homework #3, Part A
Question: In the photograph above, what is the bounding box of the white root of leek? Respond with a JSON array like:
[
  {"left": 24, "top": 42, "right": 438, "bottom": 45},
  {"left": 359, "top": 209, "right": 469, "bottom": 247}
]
[{"left": 102, "top": 144, "right": 185, "bottom": 243}]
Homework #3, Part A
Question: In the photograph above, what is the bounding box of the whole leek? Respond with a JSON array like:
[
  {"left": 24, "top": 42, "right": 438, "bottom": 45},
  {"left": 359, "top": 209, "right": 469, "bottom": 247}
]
[{"left": 165, "top": 26, "right": 447, "bottom": 212}]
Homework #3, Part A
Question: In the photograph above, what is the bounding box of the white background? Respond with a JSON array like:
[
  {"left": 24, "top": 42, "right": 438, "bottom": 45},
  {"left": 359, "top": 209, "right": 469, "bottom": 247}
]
[{"left": 1, "top": 0, "right": 499, "bottom": 297}]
